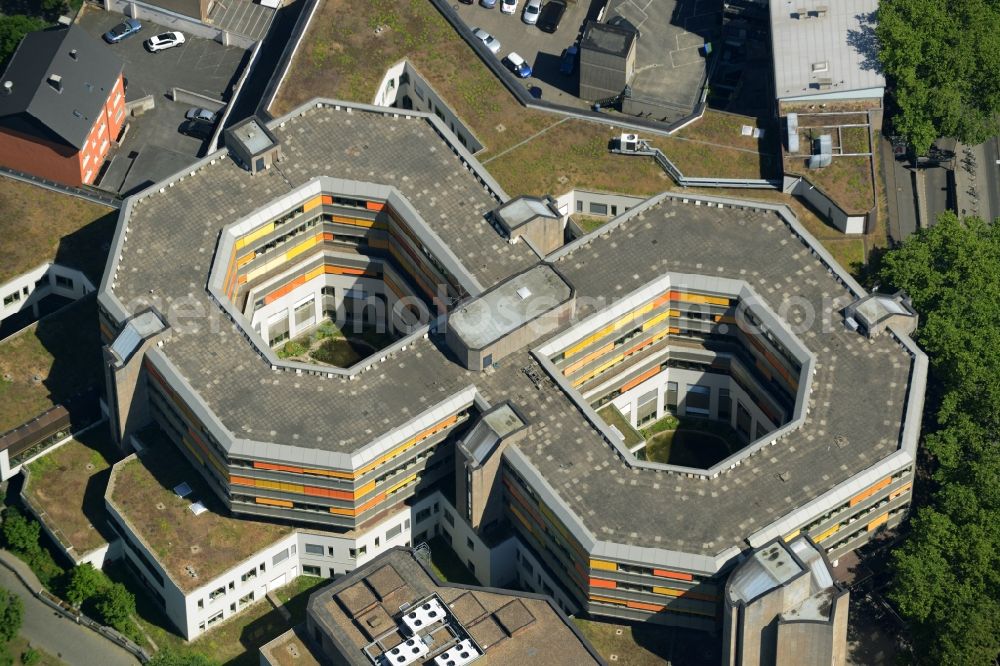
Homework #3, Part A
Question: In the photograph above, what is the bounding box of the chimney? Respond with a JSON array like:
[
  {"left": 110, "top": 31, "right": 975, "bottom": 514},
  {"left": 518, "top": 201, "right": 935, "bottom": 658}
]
[
  {"left": 47, "top": 74, "right": 62, "bottom": 93},
  {"left": 2, "top": 81, "right": 12, "bottom": 96},
  {"left": 69, "top": 48, "right": 78, "bottom": 60}
]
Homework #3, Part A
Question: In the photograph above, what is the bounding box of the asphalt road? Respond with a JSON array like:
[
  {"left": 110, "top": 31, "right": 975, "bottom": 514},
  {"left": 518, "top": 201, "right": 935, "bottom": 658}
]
[
  {"left": 879, "top": 135, "right": 917, "bottom": 242},
  {"left": 0, "top": 553, "right": 139, "bottom": 666}
]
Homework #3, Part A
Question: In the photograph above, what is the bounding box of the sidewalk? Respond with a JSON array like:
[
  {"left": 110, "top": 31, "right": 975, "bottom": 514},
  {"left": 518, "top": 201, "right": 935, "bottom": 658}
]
[{"left": 0, "top": 550, "right": 139, "bottom": 666}]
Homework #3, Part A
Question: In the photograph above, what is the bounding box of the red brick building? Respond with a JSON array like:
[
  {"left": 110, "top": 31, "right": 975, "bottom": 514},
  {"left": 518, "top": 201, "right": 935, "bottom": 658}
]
[{"left": 0, "top": 25, "right": 125, "bottom": 186}]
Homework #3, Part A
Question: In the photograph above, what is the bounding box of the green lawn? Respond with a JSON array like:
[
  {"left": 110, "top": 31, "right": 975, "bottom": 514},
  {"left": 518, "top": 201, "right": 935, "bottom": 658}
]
[
  {"left": 634, "top": 416, "right": 744, "bottom": 468},
  {"left": 0, "top": 296, "right": 102, "bottom": 434},
  {"left": 23, "top": 427, "right": 122, "bottom": 557},
  {"left": 0, "top": 175, "right": 115, "bottom": 284},
  {"left": 596, "top": 405, "right": 644, "bottom": 448}
]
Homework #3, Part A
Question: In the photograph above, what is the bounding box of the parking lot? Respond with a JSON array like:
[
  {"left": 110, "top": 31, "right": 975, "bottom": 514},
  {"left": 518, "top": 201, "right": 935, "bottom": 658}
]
[
  {"left": 452, "top": 0, "right": 594, "bottom": 108},
  {"left": 452, "top": 0, "right": 713, "bottom": 122},
  {"left": 77, "top": 8, "right": 248, "bottom": 194}
]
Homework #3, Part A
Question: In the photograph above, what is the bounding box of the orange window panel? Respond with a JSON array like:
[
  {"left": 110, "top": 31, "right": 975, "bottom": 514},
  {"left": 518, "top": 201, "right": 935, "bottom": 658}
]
[
  {"left": 231, "top": 476, "right": 254, "bottom": 486},
  {"left": 255, "top": 497, "right": 293, "bottom": 508},
  {"left": 850, "top": 476, "right": 892, "bottom": 506},
  {"left": 356, "top": 493, "right": 386, "bottom": 514},
  {"left": 621, "top": 366, "right": 660, "bottom": 393},
  {"left": 590, "top": 578, "right": 616, "bottom": 590},
  {"left": 654, "top": 569, "right": 693, "bottom": 581},
  {"left": 254, "top": 461, "right": 305, "bottom": 474},
  {"left": 889, "top": 482, "right": 913, "bottom": 501},
  {"left": 627, "top": 601, "right": 664, "bottom": 612},
  {"left": 366, "top": 201, "right": 384, "bottom": 211},
  {"left": 302, "top": 195, "right": 322, "bottom": 212},
  {"left": 321, "top": 195, "right": 333, "bottom": 205},
  {"left": 867, "top": 513, "right": 889, "bottom": 531},
  {"left": 321, "top": 232, "right": 334, "bottom": 242},
  {"left": 328, "top": 506, "right": 355, "bottom": 516}
]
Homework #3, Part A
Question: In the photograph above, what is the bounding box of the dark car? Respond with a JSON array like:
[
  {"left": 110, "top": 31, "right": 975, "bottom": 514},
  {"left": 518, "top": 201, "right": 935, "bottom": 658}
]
[
  {"left": 179, "top": 119, "right": 213, "bottom": 140},
  {"left": 537, "top": 0, "right": 566, "bottom": 33},
  {"left": 559, "top": 44, "right": 578, "bottom": 75},
  {"left": 103, "top": 18, "right": 142, "bottom": 44}
]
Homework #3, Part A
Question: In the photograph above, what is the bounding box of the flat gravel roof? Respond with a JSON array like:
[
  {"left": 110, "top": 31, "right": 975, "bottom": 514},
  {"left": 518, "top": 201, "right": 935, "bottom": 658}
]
[{"left": 103, "top": 101, "right": 921, "bottom": 559}]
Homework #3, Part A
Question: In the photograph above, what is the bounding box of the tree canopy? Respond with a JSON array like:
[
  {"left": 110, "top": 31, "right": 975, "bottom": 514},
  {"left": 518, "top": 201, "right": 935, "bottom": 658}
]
[
  {"left": 880, "top": 212, "right": 1000, "bottom": 664},
  {"left": 65, "top": 563, "right": 109, "bottom": 608},
  {"left": 0, "top": 15, "right": 46, "bottom": 68},
  {"left": 877, "top": 0, "right": 1000, "bottom": 154},
  {"left": 0, "top": 588, "right": 23, "bottom": 644}
]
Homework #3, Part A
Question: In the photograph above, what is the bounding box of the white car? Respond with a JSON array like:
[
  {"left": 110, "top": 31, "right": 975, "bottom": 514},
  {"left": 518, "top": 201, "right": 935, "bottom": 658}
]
[
  {"left": 522, "top": 0, "right": 541, "bottom": 24},
  {"left": 145, "top": 31, "right": 185, "bottom": 53},
  {"left": 501, "top": 0, "right": 518, "bottom": 14},
  {"left": 472, "top": 28, "right": 501, "bottom": 55}
]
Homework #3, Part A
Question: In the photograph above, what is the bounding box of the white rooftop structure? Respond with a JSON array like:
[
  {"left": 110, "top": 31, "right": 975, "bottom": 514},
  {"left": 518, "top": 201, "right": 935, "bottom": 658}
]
[{"left": 770, "top": 0, "right": 885, "bottom": 103}]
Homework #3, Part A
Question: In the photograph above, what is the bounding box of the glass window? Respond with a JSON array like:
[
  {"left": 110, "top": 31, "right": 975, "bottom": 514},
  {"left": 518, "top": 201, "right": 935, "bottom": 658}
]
[
  {"left": 272, "top": 548, "right": 289, "bottom": 565},
  {"left": 589, "top": 202, "right": 608, "bottom": 215},
  {"left": 305, "top": 543, "right": 324, "bottom": 555}
]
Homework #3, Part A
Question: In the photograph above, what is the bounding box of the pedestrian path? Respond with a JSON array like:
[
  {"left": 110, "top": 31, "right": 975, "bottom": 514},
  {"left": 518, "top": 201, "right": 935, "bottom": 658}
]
[{"left": 0, "top": 550, "right": 139, "bottom": 666}]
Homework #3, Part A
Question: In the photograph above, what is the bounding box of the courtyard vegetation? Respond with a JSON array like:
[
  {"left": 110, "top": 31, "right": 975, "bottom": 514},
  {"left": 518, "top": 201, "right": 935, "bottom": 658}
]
[{"left": 276, "top": 319, "right": 399, "bottom": 367}]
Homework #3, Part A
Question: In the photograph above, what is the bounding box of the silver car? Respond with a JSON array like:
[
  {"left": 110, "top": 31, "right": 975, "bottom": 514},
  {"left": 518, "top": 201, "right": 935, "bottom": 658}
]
[
  {"left": 472, "top": 28, "right": 501, "bottom": 55},
  {"left": 522, "top": 0, "right": 541, "bottom": 24}
]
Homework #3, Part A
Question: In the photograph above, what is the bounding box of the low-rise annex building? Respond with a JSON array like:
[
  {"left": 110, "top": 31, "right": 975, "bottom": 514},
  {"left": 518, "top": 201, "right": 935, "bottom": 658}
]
[
  {"left": 96, "top": 98, "right": 925, "bottom": 640},
  {"left": 259, "top": 546, "right": 603, "bottom": 666}
]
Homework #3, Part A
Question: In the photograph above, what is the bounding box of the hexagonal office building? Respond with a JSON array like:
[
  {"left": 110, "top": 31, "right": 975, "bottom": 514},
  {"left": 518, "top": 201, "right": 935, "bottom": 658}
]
[{"left": 97, "top": 99, "right": 925, "bottom": 639}]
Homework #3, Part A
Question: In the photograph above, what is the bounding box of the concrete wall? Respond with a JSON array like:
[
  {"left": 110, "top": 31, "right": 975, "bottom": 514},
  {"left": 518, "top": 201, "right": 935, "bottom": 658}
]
[{"left": 789, "top": 177, "right": 867, "bottom": 235}]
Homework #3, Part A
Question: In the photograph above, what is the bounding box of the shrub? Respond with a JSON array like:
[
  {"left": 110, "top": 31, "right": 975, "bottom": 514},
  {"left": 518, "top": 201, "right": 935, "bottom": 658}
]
[{"left": 20, "top": 648, "right": 40, "bottom": 666}]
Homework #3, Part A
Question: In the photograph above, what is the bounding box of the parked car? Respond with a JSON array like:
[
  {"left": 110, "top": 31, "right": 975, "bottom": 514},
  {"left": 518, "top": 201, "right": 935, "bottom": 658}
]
[
  {"left": 178, "top": 119, "right": 213, "bottom": 140},
  {"left": 522, "top": 0, "right": 541, "bottom": 24},
  {"left": 471, "top": 28, "right": 501, "bottom": 54},
  {"left": 185, "top": 107, "right": 217, "bottom": 124},
  {"left": 501, "top": 0, "right": 518, "bottom": 14},
  {"left": 480, "top": 0, "right": 497, "bottom": 7},
  {"left": 537, "top": 0, "right": 567, "bottom": 32},
  {"left": 559, "top": 44, "right": 578, "bottom": 75},
  {"left": 103, "top": 18, "right": 142, "bottom": 44},
  {"left": 503, "top": 52, "right": 532, "bottom": 78},
  {"left": 145, "top": 31, "right": 186, "bottom": 53}
]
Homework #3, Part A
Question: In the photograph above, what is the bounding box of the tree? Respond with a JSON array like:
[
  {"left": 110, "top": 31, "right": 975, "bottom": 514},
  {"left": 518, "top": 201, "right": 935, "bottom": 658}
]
[
  {"left": 0, "top": 588, "right": 24, "bottom": 644},
  {"left": 877, "top": 0, "right": 1000, "bottom": 154},
  {"left": 147, "top": 649, "right": 219, "bottom": 666},
  {"left": 65, "top": 563, "right": 109, "bottom": 608},
  {"left": 0, "top": 15, "right": 46, "bottom": 68},
  {"left": 94, "top": 582, "right": 137, "bottom": 637},
  {"left": 1, "top": 508, "right": 41, "bottom": 556},
  {"left": 880, "top": 212, "right": 1000, "bottom": 664}
]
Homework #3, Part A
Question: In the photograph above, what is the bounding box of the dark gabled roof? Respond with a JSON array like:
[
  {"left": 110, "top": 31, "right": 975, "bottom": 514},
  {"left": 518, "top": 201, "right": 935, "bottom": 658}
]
[{"left": 0, "top": 25, "right": 123, "bottom": 150}]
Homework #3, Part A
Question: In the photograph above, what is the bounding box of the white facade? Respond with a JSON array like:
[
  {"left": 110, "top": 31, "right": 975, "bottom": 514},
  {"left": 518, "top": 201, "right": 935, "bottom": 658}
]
[
  {"left": 0, "top": 263, "right": 94, "bottom": 326},
  {"left": 602, "top": 366, "right": 779, "bottom": 444}
]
